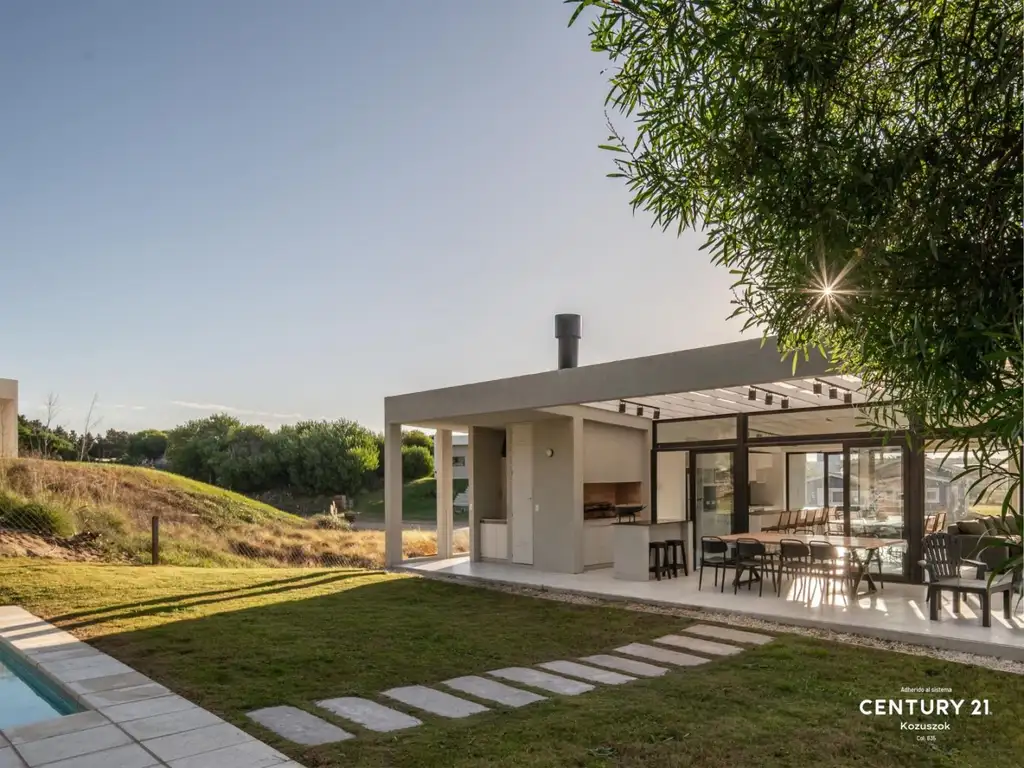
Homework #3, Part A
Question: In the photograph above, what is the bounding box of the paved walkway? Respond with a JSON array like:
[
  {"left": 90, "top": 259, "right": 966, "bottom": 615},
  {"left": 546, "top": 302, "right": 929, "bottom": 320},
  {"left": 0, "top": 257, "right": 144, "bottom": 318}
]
[
  {"left": 0, "top": 607, "right": 301, "bottom": 768},
  {"left": 243, "top": 623, "right": 774, "bottom": 746}
]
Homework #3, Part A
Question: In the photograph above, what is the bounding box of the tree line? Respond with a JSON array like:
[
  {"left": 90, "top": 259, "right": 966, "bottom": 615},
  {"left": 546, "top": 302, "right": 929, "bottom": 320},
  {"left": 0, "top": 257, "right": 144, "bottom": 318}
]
[{"left": 17, "top": 412, "right": 436, "bottom": 499}]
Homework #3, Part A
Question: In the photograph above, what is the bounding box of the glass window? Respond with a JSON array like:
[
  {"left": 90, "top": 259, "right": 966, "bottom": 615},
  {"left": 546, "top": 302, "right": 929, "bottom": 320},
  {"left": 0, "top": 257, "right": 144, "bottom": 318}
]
[
  {"left": 849, "top": 446, "right": 905, "bottom": 577},
  {"left": 656, "top": 417, "right": 736, "bottom": 444},
  {"left": 452, "top": 456, "right": 466, "bottom": 467},
  {"left": 924, "top": 443, "right": 1018, "bottom": 524}
]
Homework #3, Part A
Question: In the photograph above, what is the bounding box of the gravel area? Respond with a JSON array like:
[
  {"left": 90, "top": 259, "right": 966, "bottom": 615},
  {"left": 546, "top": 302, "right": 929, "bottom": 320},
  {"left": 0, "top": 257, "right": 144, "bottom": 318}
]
[{"left": 417, "top": 572, "right": 1024, "bottom": 676}]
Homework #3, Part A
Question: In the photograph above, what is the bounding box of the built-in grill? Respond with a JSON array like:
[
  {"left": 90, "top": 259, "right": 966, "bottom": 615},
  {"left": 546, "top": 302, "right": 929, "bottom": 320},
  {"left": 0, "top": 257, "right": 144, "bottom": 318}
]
[{"left": 583, "top": 501, "right": 616, "bottom": 520}]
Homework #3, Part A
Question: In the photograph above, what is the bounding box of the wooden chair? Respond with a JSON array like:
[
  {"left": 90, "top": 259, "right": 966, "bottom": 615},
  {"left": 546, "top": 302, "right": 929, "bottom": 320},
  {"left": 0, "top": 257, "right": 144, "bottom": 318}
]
[
  {"left": 924, "top": 514, "right": 937, "bottom": 534},
  {"left": 919, "top": 532, "right": 1015, "bottom": 628},
  {"left": 812, "top": 507, "right": 829, "bottom": 534},
  {"left": 827, "top": 507, "right": 845, "bottom": 536},
  {"left": 763, "top": 510, "right": 790, "bottom": 533},
  {"left": 792, "top": 508, "right": 814, "bottom": 534}
]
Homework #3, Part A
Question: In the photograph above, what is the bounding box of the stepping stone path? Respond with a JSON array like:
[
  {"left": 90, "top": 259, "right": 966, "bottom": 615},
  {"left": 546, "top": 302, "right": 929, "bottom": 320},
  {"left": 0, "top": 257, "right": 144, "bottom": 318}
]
[
  {"left": 444, "top": 676, "right": 546, "bottom": 707},
  {"left": 579, "top": 655, "right": 668, "bottom": 678},
  {"left": 488, "top": 668, "right": 594, "bottom": 695},
  {"left": 383, "top": 686, "right": 489, "bottom": 718},
  {"left": 653, "top": 634, "right": 744, "bottom": 656},
  {"left": 538, "top": 661, "right": 635, "bottom": 685},
  {"left": 247, "top": 706, "right": 354, "bottom": 745},
  {"left": 684, "top": 624, "right": 775, "bottom": 645},
  {"left": 614, "top": 643, "right": 711, "bottom": 667},
  {"left": 251, "top": 624, "right": 773, "bottom": 747},
  {"left": 316, "top": 697, "right": 422, "bottom": 732}
]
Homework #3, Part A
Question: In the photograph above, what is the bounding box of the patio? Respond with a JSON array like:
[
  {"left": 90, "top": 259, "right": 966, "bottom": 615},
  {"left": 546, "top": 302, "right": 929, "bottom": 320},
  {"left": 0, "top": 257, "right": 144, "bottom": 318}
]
[{"left": 400, "top": 555, "right": 1024, "bottom": 662}]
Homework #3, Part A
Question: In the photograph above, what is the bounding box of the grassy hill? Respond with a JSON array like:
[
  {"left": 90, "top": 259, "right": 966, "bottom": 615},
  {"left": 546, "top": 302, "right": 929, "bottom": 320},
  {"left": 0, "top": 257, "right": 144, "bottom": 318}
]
[
  {"left": 0, "top": 459, "right": 448, "bottom": 568},
  {"left": 353, "top": 477, "right": 469, "bottom": 522}
]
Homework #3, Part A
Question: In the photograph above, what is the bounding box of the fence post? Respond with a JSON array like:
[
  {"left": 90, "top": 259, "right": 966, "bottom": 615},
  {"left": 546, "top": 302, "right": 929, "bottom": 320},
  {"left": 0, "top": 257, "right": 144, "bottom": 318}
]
[{"left": 151, "top": 515, "right": 160, "bottom": 565}]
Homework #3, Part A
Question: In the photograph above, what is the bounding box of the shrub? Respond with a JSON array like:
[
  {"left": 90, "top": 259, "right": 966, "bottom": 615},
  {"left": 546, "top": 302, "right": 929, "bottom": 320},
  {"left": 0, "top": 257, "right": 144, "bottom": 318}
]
[
  {"left": 402, "top": 445, "right": 434, "bottom": 480},
  {"left": 0, "top": 491, "right": 76, "bottom": 537}
]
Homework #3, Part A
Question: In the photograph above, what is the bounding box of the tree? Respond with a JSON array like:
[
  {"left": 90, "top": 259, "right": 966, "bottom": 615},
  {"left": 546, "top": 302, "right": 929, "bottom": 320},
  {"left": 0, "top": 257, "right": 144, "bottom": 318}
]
[
  {"left": 402, "top": 430, "right": 434, "bottom": 453},
  {"left": 401, "top": 445, "right": 434, "bottom": 481},
  {"left": 127, "top": 430, "right": 168, "bottom": 464},
  {"left": 166, "top": 414, "right": 242, "bottom": 484},
  {"left": 569, "top": 0, "right": 1022, "bottom": 570},
  {"left": 274, "top": 420, "right": 380, "bottom": 496}
]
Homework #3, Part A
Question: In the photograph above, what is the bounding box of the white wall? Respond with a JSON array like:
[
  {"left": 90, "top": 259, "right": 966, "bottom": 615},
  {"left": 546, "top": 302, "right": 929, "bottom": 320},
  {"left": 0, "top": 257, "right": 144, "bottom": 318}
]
[
  {"left": 531, "top": 417, "right": 582, "bottom": 573},
  {"left": 656, "top": 451, "right": 687, "bottom": 521},
  {"left": 0, "top": 378, "right": 18, "bottom": 458},
  {"left": 582, "top": 420, "right": 645, "bottom": 483}
]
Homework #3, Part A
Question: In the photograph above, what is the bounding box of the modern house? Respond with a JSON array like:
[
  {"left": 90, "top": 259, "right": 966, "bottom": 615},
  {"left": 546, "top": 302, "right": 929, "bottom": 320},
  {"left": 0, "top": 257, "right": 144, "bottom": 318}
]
[
  {"left": 451, "top": 433, "right": 469, "bottom": 480},
  {"left": 0, "top": 378, "right": 17, "bottom": 458},
  {"left": 382, "top": 317, "right": 1006, "bottom": 585}
]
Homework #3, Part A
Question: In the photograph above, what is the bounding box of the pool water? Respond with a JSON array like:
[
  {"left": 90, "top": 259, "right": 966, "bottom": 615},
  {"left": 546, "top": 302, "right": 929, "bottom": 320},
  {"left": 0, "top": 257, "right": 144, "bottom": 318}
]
[{"left": 0, "top": 645, "right": 82, "bottom": 730}]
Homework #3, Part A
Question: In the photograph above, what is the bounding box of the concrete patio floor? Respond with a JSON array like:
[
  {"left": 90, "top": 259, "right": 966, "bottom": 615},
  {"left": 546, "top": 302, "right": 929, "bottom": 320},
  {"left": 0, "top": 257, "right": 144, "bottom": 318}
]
[{"left": 399, "top": 556, "right": 1024, "bottom": 662}]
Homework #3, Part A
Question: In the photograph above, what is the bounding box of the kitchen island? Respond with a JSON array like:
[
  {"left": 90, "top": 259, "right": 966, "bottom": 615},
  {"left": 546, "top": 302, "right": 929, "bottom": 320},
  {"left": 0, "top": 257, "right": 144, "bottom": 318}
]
[{"left": 612, "top": 520, "right": 691, "bottom": 581}]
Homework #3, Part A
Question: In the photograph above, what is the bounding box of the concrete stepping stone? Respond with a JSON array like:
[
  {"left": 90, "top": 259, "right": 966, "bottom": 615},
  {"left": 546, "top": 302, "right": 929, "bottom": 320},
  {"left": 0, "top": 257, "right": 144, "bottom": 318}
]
[
  {"left": 247, "top": 705, "right": 354, "bottom": 745},
  {"left": 382, "top": 686, "right": 489, "bottom": 719},
  {"left": 684, "top": 624, "right": 774, "bottom": 645},
  {"left": 653, "top": 634, "right": 744, "bottom": 656},
  {"left": 443, "top": 676, "right": 546, "bottom": 708},
  {"left": 488, "top": 668, "right": 594, "bottom": 695},
  {"left": 614, "top": 643, "right": 710, "bottom": 667},
  {"left": 578, "top": 654, "right": 668, "bottom": 678},
  {"left": 538, "top": 661, "right": 635, "bottom": 685},
  {"left": 316, "top": 697, "right": 422, "bottom": 732}
]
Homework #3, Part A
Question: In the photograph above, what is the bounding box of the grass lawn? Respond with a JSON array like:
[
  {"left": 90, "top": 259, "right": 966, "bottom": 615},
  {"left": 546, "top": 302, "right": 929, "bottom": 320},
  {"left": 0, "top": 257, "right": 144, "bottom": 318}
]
[
  {"left": 1, "top": 561, "right": 1021, "bottom": 768},
  {"left": 354, "top": 477, "right": 469, "bottom": 523}
]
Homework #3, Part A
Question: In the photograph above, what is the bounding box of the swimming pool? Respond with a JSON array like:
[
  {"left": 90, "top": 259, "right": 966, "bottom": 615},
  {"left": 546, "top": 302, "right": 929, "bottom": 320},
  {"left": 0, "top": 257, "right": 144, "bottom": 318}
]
[{"left": 0, "top": 644, "right": 83, "bottom": 730}]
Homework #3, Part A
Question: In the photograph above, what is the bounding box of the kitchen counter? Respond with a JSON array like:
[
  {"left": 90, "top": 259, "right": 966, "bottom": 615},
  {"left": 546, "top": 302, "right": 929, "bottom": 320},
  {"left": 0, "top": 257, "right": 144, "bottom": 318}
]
[{"left": 613, "top": 519, "right": 691, "bottom": 581}]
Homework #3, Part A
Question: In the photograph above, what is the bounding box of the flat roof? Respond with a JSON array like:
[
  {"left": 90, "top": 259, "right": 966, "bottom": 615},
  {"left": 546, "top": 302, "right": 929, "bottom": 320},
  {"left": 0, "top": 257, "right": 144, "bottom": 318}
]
[{"left": 385, "top": 337, "right": 854, "bottom": 426}]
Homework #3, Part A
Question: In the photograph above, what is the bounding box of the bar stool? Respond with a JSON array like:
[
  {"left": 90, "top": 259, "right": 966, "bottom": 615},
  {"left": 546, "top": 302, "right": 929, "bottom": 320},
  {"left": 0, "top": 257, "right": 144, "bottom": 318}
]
[
  {"left": 664, "top": 538, "right": 689, "bottom": 577},
  {"left": 649, "top": 541, "right": 670, "bottom": 581}
]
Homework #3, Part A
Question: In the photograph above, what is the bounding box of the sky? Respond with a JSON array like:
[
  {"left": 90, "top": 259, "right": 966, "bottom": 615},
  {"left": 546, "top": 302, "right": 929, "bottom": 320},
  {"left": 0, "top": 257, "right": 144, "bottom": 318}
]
[{"left": 0, "top": 0, "right": 750, "bottom": 434}]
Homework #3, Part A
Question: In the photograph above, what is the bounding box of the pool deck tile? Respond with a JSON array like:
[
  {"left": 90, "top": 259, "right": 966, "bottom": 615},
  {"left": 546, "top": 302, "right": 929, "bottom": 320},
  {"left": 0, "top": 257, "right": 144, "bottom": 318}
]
[
  {"left": 0, "top": 746, "right": 27, "bottom": 768},
  {"left": 0, "top": 608, "right": 305, "bottom": 768},
  {"left": 2, "top": 711, "right": 109, "bottom": 746}
]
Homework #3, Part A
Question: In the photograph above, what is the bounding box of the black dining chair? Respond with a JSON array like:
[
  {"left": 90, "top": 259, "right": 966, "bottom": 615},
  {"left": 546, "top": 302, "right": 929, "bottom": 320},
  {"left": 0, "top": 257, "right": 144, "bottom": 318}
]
[
  {"left": 776, "top": 538, "right": 811, "bottom": 597},
  {"left": 698, "top": 536, "right": 735, "bottom": 592},
  {"left": 809, "top": 540, "right": 849, "bottom": 602},
  {"left": 734, "top": 538, "right": 776, "bottom": 596}
]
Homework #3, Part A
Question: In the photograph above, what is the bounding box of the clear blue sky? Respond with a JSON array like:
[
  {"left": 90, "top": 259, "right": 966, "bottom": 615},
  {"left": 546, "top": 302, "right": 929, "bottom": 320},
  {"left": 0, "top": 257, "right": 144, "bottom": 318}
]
[{"left": 1, "top": 0, "right": 748, "bottom": 434}]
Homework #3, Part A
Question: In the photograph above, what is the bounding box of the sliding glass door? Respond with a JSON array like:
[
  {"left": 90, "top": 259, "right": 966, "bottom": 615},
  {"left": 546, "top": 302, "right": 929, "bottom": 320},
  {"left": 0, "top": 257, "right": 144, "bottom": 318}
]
[
  {"left": 848, "top": 445, "right": 906, "bottom": 577},
  {"left": 693, "top": 452, "right": 734, "bottom": 551}
]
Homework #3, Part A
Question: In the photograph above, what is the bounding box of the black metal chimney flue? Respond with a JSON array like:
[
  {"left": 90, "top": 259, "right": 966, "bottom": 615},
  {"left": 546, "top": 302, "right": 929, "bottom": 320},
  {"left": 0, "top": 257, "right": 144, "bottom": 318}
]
[{"left": 554, "top": 314, "right": 582, "bottom": 370}]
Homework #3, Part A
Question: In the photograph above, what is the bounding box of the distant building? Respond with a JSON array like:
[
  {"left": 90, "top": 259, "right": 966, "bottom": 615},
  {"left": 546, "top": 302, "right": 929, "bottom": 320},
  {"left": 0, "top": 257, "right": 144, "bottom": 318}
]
[
  {"left": 0, "top": 378, "right": 18, "bottom": 458},
  {"left": 452, "top": 433, "right": 468, "bottom": 480}
]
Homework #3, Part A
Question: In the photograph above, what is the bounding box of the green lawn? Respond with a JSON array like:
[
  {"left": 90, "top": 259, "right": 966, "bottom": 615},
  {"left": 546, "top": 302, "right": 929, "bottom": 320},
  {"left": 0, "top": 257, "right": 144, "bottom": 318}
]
[
  {"left": 1, "top": 561, "right": 1021, "bottom": 768},
  {"left": 354, "top": 477, "right": 469, "bottom": 523}
]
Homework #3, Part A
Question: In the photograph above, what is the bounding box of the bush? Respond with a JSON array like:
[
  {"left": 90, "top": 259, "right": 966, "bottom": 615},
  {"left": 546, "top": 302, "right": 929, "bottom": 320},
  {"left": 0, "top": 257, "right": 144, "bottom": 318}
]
[
  {"left": 0, "top": 491, "right": 76, "bottom": 537},
  {"left": 402, "top": 445, "right": 434, "bottom": 480}
]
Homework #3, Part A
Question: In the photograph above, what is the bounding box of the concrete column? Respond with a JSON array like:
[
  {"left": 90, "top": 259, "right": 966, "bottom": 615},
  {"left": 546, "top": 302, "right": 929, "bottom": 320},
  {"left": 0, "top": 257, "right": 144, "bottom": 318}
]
[
  {"left": 571, "top": 416, "right": 585, "bottom": 572},
  {"left": 641, "top": 423, "right": 653, "bottom": 512},
  {"left": 0, "top": 399, "right": 17, "bottom": 458},
  {"left": 384, "top": 422, "right": 403, "bottom": 567},
  {"left": 434, "top": 429, "right": 453, "bottom": 559},
  {"left": 467, "top": 428, "right": 479, "bottom": 561}
]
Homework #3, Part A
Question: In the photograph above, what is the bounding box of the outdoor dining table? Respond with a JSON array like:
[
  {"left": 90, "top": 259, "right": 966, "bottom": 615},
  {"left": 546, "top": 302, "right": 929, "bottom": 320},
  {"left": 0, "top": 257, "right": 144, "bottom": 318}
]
[{"left": 717, "top": 532, "right": 906, "bottom": 596}]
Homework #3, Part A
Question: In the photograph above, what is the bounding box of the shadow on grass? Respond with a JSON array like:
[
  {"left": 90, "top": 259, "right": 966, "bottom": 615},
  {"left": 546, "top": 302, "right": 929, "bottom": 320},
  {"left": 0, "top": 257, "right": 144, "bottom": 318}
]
[
  {"left": 53, "top": 571, "right": 373, "bottom": 633},
  {"left": 48, "top": 570, "right": 355, "bottom": 623}
]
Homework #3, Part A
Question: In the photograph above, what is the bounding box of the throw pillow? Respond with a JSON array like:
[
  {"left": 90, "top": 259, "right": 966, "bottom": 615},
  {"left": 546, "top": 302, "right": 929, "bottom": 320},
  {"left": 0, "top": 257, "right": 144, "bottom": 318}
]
[
  {"left": 957, "top": 519, "right": 987, "bottom": 535},
  {"left": 981, "top": 516, "right": 1002, "bottom": 534}
]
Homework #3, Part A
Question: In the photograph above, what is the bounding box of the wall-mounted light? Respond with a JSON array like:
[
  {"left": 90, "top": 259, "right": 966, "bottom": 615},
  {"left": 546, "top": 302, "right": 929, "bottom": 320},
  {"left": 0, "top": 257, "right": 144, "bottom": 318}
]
[
  {"left": 618, "top": 401, "right": 626, "bottom": 413},
  {"left": 764, "top": 392, "right": 774, "bottom": 406},
  {"left": 829, "top": 386, "right": 838, "bottom": 399},
  {"left": 781, "top": 397, "right": 789, "bottom": 409},
  {"left": 748, "top": 387, "right": 757, "bottom": 401},
  {"left": 844, "top": 391, "right": 853, "bottom": 405},
  {"left": 545, "top": 448, "right": 554, "bottom": 458},
  {"left": 636, "top": 405, "right": 644, "bottom": 417},
  {"left": 653, "top": 408, "right": 660, "bottom": 420},
  {"left": 813, "top": 380, "right": 823, "bottom": 395}
]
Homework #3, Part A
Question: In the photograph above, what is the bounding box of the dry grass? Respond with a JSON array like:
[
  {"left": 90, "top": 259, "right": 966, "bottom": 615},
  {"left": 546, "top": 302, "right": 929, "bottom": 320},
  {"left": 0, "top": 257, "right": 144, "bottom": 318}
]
[{"left": 0, "top": 459, "right": 466, "bottom": 569}]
